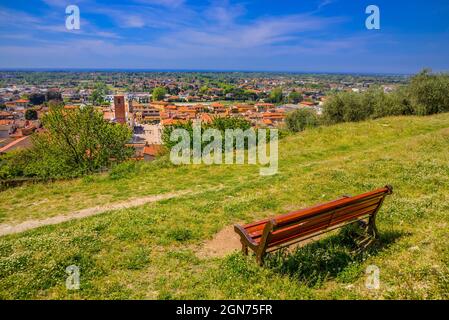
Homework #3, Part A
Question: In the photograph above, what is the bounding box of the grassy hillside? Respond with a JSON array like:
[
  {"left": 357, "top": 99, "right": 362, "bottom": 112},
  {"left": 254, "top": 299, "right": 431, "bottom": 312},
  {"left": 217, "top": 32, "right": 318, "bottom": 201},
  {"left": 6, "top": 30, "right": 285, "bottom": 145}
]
[{"left": 0, "top": 113, "right": 448, "bottom": 299}]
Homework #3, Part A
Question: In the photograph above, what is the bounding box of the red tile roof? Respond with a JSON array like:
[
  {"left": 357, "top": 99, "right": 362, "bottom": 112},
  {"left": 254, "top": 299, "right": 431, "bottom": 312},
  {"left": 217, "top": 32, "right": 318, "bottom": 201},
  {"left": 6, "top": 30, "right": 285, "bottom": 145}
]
[
  {"left": 143, "top": 144, "right": 163, "bottom": 156},
  {"left": 0, "top": 136, "right": 31, "bottom": 153}
]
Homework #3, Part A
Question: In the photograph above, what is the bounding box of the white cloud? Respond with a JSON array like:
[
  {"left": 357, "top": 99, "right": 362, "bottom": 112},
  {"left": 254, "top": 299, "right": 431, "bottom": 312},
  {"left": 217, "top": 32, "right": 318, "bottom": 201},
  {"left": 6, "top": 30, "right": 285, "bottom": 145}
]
[
  {"left": 205, "top": 0, "right": 246, "bottom": 26},
  {"left": 0, "top": 1, "right": 378, "bottom": 71},
  {"left": 121, "top": 16, "right": 147, "bottom": 28},
  {"left": 318, "top": 0, "right": 335, "bottom": 10},
  {"left": 158, "top": 14, "right": 344, "bottom": 50},
  {"left": 0, "top": 5, "right": 121, "bottom": 40}
]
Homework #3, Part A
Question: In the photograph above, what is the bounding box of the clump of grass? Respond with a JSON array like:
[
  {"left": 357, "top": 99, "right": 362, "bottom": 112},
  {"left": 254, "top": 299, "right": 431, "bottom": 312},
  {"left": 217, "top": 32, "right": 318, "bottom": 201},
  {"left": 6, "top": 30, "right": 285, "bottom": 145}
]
[
  {"left": 0, "top": 253, "right": 30, "bottom": 278},
  {"left": 221, "top": 253, "right": 258, "bottom": 280},
  {"left": 166, "top": 228, "right": 193, "bottom": 242},
  {"left": 121, "top": 247, "right": 150, "bottom": 270},
  {"left": 108, "top": 161, "right": 138, "bottom": 180}
]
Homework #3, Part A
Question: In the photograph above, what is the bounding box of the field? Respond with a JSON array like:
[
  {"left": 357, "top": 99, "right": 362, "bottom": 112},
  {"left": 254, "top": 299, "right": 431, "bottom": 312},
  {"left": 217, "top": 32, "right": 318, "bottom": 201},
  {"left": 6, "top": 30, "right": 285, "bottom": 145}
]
[{"left": 0, "top": 113, "right": 448, "bottom": 299}]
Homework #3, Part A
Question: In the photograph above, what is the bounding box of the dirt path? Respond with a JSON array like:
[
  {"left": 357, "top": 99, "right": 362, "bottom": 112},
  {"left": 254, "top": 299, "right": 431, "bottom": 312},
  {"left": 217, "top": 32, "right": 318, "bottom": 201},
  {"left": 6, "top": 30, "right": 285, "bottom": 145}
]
[{"left": 0, "top": 190, "right": 192, "bottom": 237}]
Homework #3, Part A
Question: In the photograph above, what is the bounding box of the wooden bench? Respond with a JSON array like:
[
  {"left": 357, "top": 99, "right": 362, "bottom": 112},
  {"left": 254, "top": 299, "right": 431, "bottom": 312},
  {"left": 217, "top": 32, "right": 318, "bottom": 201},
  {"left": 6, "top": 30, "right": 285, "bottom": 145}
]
[{"left": 234, "top": 185, "right": 393, "bottom": 265}]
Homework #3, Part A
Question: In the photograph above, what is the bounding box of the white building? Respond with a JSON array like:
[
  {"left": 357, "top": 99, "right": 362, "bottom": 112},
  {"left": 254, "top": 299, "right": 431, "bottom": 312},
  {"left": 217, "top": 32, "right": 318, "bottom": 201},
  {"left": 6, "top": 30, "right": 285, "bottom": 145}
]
[{"left": 134, "top": 123, "right": 163, "bottom": 145}]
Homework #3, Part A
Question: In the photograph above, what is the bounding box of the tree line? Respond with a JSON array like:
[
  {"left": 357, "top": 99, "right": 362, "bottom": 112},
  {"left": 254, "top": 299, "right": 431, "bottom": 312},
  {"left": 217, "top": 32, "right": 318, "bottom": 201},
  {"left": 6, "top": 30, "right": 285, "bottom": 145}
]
[{"left": 286, "top": 70, "right": 449, "bottom": 132}]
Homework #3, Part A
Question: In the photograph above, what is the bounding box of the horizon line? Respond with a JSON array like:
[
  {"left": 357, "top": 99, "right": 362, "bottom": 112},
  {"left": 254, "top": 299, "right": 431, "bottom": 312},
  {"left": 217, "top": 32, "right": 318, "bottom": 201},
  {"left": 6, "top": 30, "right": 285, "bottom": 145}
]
[{"left": 0, "top": 67, "right": 414, "bottom": 77}]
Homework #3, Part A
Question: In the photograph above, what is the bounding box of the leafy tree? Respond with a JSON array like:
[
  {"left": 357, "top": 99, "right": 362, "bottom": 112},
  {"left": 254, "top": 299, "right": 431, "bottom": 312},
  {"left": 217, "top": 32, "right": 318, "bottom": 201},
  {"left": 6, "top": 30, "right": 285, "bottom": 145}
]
[
  {"left": 322, "top": 92, "right": 348, "bottom": 124},
  {"left": 323, "top": 91, "right": 370, "bottom": 124},
  {"left": 269, "top": 87, "right": 284, "bottom": 103},
  {"left": 29, "top": 93, "right": 46, "bottom": 106},
  {"left": 288, "top": 91, "right": 302, "bottom": 104},
  {"left": 152, "top": 87, "right": 167, "bottom": 101},
  {"left": 163, "top": 116, "right": 256, "bottom": 152},
  {"left": 388, "top": 86, "right": 414, "bottom": 116},
  {"left": 285, "top": 109, "right": 319, "bottom": 132},
  {"left": 199, "top": 86, "right": 209, "bottom": 95},
  {"left": 209, "top": 116, "right": 252, "bottom": 132},
  {"left": 0, "top": 150, "right": 29, "bottom": 179},
  {"left": 25, "top": 109, "right": 38, "bottom": 120},
  {"left": 221, "top": 84, "right": 235, "bottom": 95},
  {"left": 340, "top": 92, "right": 367, "bottom": 122},
  {"left": 243, "top": 90, "right": 259, "bottom": 101},
  {"left": 14, "top": 105, "right": 133, "bottom": 178},
  {"left": 407, "top": 69, "right": 449, "bottom": 115},
  {"left": 90, "top": 82, "right": 108, "bottom": 106},
  {"left": 366, "top": 86, "right": 413, "bottom": 118},
  {"left": 45, "top": 90, "right": 62, "bottom": 102},
  {"left": 229, "top": 88, "right": 245, "bottom": 100},
  {"left": 90, "top": 90, "right": 105, "bottom": 106}
]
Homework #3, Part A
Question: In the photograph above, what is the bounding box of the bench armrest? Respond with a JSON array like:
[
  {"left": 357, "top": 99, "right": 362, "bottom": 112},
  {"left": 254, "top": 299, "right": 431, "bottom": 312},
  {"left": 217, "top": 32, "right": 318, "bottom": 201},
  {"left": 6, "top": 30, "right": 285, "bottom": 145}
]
[
  {"left": 234, "top": 224, "right": 259, "bottom": 249},
  {"left": 385, "top": 184, "right": 394, "bottom": 195}
]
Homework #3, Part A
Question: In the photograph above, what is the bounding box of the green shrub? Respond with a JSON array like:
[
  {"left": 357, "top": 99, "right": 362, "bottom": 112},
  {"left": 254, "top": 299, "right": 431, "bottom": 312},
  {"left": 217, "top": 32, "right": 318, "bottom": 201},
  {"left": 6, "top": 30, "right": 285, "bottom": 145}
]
[
  {"left": 1, "top": 105, "right": 133, "bottom": 180},
  {"left": 285, "top": 108, "right": 319, "bottom": 132},
  {"left": 108, "top": 161, "right": 137, "bottom": 180},
  {"left": 25, "top": 109, "right": 38, "bottom": 120},
  {"left": 162, "top": 116, "right": 272, "bottom": 152},
  {"left": 323, "top": 91, "right": 370, "bottom": 124},
  {"left": 408, "top": 69, "right": 449, "bottom": 115},
  {"left": 322, "top": 69, "right": 449, "bottom": 124}
]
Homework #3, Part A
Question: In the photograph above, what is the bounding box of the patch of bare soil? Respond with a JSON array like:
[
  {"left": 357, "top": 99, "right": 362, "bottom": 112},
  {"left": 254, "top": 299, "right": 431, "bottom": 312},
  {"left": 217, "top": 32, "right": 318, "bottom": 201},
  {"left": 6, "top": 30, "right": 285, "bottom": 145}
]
[
  {"left": 196, "top": 225, "right": 241, "bottom": 258},
  {"left": 0, "top": 190, "right": 191, "bottom": 237}
]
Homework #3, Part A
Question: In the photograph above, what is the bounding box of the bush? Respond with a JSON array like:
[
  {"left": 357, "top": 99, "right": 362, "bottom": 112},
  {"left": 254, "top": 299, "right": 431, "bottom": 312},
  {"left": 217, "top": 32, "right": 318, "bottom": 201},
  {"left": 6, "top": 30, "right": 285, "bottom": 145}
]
[
  {"left": 408, "top": 69, "right": 449, "bottom": 115},
  {"left": 285, "top": 108, "right": 319, "bottom": 132},
  {"left": 1, "top": 105, "right": 133, "bottom": 180},
  {"left": 288, "top": 90, "right": 302, "bottom": 104},
  {"left": 322, "top": 70, "right": 449, "bottom": 124},
  {"left": 162, "top": 116, "right": 262, "bottom": 151},
  {"left": 25, "top": 109, "right": 38, "bottom": 120},
  {"left": 323, "top": 91, "right": 374, "bottom": 124},
  {"left": 152, "top": 87, "right": 167, "bottom": 101},
  {"left": 0, "top": 151, "right": 29, "bottom": 179},
  {"left": 268, "top": 87, "right": 283, "bottom": 103},
  {"left": 108, "top": 161, "right": 137, "bottom": 180}
]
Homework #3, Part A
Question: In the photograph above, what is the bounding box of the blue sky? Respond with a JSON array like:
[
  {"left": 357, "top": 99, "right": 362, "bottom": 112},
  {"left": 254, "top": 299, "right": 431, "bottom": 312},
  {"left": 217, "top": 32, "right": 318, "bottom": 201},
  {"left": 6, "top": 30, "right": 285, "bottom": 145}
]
[{"left": 0, "top": 0, "right": 448, "bottom": 73}]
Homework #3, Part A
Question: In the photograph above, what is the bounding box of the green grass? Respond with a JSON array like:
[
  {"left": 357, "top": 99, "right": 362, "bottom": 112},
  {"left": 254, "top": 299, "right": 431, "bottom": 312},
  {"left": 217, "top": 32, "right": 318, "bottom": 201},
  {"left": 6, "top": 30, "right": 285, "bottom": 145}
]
[{"left": 0, "top": 113, "right": 448, "bottom": 299}]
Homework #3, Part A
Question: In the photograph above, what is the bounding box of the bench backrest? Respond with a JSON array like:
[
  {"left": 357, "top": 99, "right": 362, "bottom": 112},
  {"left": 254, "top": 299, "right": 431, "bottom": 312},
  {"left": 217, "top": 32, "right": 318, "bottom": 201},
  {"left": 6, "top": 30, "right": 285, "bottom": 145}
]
[{"left": 249, "top": 185, "right": 393, "bottom": 249}]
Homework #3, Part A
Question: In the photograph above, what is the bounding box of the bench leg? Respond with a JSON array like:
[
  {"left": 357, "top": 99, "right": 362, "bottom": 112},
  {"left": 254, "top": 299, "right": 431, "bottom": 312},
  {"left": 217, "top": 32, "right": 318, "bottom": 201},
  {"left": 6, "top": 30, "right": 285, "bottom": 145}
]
[
  {"left": 256, "top": 252, "right": 265, "bottom": 266},
  {"left": 367, "top": 214, "right": 378, "bottom": 239},
  {"left": 352, "top": 216, "right": 378, "bottom": 254},
  {"left": 241, "top": 242, "right": 248, "bottom": 256}
]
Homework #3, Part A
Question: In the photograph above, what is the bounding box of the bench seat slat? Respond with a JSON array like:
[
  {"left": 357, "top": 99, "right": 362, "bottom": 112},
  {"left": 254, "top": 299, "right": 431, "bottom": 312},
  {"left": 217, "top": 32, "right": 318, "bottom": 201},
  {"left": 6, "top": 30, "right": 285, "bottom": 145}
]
[
  {"left": 246, "top": 196, "right": 383, "bottom": 241},
  {"left": 330, "top": 197, "right": 382, "bottom": 220},
  {"left": 267, "top": 220, "right": 347, "bottom": 248},
  {"left": 274, "top": 193, "right": 386, "bottom": 228},
  {"left": 243, "top": 191, "right": 386, "bottom": 236},
  {"left": 330, "top": 205, "right": 379, "bottom": 227},
  {"left": 268, "top": 202, "right": 380, "bottom": 245}
]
